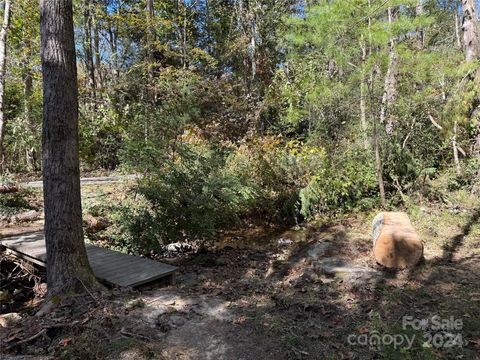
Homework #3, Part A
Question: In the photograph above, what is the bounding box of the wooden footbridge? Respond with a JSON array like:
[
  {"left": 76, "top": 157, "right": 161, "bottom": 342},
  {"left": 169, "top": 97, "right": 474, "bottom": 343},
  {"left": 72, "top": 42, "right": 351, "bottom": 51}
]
[{"left": 0, "top": 231, "right": 177, "bottom": 287}]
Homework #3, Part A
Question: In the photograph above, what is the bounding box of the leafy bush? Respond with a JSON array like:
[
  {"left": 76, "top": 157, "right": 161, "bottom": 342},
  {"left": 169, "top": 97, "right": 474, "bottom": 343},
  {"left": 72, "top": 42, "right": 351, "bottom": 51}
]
[
  {"left": 299, "top": 149, "right": 378, "bottom": 218},
  {"left": 0, "top": 189, "right": 35, "bottom": 216},
  {"left": 79, "top": 101, "right": 124, "bottom": 170},
  {"left": 224, "top": 136, "right": 326, "bottom": 223},
  {"left": 447, "top": 158, "right": 480, "bottom": 191},
  {"left": 112, "top": 145, "right": 259, "bottom": 254}
]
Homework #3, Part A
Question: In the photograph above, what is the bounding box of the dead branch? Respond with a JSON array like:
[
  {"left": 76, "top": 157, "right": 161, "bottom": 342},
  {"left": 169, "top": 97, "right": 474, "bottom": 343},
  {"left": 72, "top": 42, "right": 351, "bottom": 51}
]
[
  {"left": 427, "top": 112, "right": 443, "bottom": 130},
  {"left": 5, "top": 329, "right": 47, "bottom": 349}
]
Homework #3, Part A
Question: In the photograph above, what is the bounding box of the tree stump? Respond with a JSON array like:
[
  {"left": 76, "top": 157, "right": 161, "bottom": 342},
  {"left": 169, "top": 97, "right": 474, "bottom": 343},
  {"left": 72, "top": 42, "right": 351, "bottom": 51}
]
[{"left": 372, "top": 212, "right": 423, "bottom": 269}]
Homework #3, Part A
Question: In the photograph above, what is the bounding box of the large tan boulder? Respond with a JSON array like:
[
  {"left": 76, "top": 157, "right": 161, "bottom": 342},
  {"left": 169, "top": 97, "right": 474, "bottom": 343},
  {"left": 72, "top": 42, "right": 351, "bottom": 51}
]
[{"left": 372, "top": 212, "right": 423, "bottom": 269}]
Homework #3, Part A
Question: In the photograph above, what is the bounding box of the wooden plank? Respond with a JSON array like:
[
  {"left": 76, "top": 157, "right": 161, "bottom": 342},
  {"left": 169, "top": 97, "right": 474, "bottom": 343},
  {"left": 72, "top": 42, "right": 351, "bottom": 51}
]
[
  {"left": 0, "top": 232, "right": 47, "bottom": 262},
  {"left": 4, "top": 248, "right": 46, "bottom": 267},
  {"left": 0, "top": 232, "right": 177, "bottom": 287}
]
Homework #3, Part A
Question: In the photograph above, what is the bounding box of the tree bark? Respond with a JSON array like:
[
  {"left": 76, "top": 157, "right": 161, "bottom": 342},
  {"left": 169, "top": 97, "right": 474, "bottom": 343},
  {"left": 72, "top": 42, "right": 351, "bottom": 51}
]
[
  {"left": 84, "top": 0, "right": 96, "bottom": 105},
  {"left": 380, "top": 7, "right": 398, "bottom": 136},
  {"left": 107, "top": 4, "right": 119, "bottom": 80},
  {"left": 374, "top": 116, "right": 386, "bottom": 209},
  {"left": 24, "top": 69, "right": 37, "bottom": 170},
  {"left": 462, "top": 0, "right": 479, "bottom": 61},
  {"left": 368, "top": 60, "right": 386, "bottom": 208},
  {"left": 93, "top": 1, "right": 102, "bottom": 89},
  {"left": 416, "top": 0, "right": 424, "bottom": 50},
  {"left": 455, "top": 2, "right": 463, "bottom": 49},
  {"left": 462, "top": 0, "right": 480, "bottom": 191},
  {"left": 360, "top": 37, "right": 369, "bottom": 149},
  {"left": 145, "top": 0, "right": 156, "bottom": 141},
  {"left": 146, "top": 0, "right": 155, "bottom": 73},
  {"left": 0, "top": 0, "right": 12, "bottom": 171},
  {"left": 182, "top": 2, "right": 187, "bottom": 69},
  {"left": 40, "top": 0, "right": 100, "bottom": 297}
]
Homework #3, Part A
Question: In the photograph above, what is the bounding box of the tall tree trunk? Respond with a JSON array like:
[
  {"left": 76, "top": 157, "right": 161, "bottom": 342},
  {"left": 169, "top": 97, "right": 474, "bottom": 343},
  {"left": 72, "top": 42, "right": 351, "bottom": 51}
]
[
  {"left": 360, "top": 37, "right": 369, "bottom": 149},
  {"left": 40, "top": 0, "right": 100, "bottom": 298},
  {"left": 92, "top": 0, "right": 102, "bottom": 89},
  {"left": 24, "top": 69, "right": 37, "bottom": 171},
  {"left": 374, "top": 111, "right": 386, "bottom": 209},
  {"left": 369, "top": 62, "right": 386, "bottom": 208},
  {"left": 107, "top": 9, "right": 119, "bottom": 80},
  {"left": 462, "top": 0, "right": 480, "bottom": 192},
  {"left": 236, "top": 0, "right": 250, "bottom": 93},
  {"left": 205, "top": 0, "right": 212, "bottom": 54},
  {"left": 146, "top": 0, "right": 155, "bottom": 74},
  {"left": 182, "top": 2, "right": 188, "bottom": 69},
  {"left": 380, "top": 7, "right": 398, "bottom": 136},
  {"left": 416, "top": 0, "right": 424, "bottom": 49},
  {"left": 0, "top": 0, "right": 12, "bottom": 171},
  {"left": 462, "top": 0, "right": 479, "bottom": 61},
  {"left": 84, "top": 0, "right": 97, "bottom": 105},
  {"left": 145, "top": 0, "right": 155, "bottom": 141},
  {"left": 455, "top": 1, "right": 463, "bottom": 49}
]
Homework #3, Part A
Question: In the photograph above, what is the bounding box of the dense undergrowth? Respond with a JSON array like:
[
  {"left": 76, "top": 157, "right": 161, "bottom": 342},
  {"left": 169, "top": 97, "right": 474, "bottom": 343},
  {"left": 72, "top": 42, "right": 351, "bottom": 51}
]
[
  {"left": 2, "top": 0, "right": 480, "bottom": 258},
  {"left": 82, "top": 148, "right": 479, "bottom": 256}
]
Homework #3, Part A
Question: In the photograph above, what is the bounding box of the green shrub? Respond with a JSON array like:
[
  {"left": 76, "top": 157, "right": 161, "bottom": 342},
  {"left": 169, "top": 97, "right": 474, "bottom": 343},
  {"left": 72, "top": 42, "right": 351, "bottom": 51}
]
[
  {"left": 0, "top": 189, "right": 35, "bottom": 216},
  {"left": 112, "top": 145, "right": 259, "bottom": 254},
  {"left": 447, "top": 158, "right": 479, "bottom": 191},
  {"left": 79, "top": 102, "right": 123, "bottom": 170},
  {"left": 299, "top": 149, "right": 378, "bottom": 218},
  {"left": 224, "top": 136, "right": 325, "bottom": 223}
]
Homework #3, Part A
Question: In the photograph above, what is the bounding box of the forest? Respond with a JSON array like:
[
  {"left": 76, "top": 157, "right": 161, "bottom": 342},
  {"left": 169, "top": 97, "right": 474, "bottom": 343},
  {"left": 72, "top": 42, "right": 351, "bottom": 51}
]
[{"left": 0, "top": 0, "right": 479, "bottom": 359}]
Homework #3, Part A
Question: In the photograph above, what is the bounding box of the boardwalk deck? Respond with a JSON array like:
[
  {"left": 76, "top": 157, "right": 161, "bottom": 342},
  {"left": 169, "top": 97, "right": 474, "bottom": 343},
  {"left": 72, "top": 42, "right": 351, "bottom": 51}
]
[{"left": 0, "top": 232, "right": 177, "bottom": 287}]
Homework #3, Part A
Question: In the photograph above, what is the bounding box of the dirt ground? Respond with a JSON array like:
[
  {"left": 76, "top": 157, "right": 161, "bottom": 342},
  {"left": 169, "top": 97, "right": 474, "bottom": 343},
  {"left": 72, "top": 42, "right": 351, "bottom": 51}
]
[{"left": 0, "top": 187, "right": 479, "bottom": 360}]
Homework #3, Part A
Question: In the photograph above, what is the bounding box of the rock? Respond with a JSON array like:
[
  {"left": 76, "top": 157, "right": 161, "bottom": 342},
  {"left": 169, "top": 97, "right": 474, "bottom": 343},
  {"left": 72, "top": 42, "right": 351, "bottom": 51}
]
[
  {"left": 0, "top": 312, "right": 22, "bottom": 327},
  {"left": 372, "top": 212, "right": 423, "bottom": 269},
  {"left": 13, "top": 210, "right": 41, "bottom": 223}
]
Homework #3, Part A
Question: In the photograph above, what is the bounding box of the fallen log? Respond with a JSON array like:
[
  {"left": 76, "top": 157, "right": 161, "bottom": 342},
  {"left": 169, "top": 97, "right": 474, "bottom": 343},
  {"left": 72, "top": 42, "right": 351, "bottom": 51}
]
[
  {"left": 13, "top": 210, "right": 41, "bottom": 223},
  {"left": 372, "top": 212, "right": 423, "bottom": 269},
  {"left": 0, "top": 183, "right": 18, "bottom": 194},
  {"left": 83, "top": 214, "right": 110, "bottom": 233}
]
